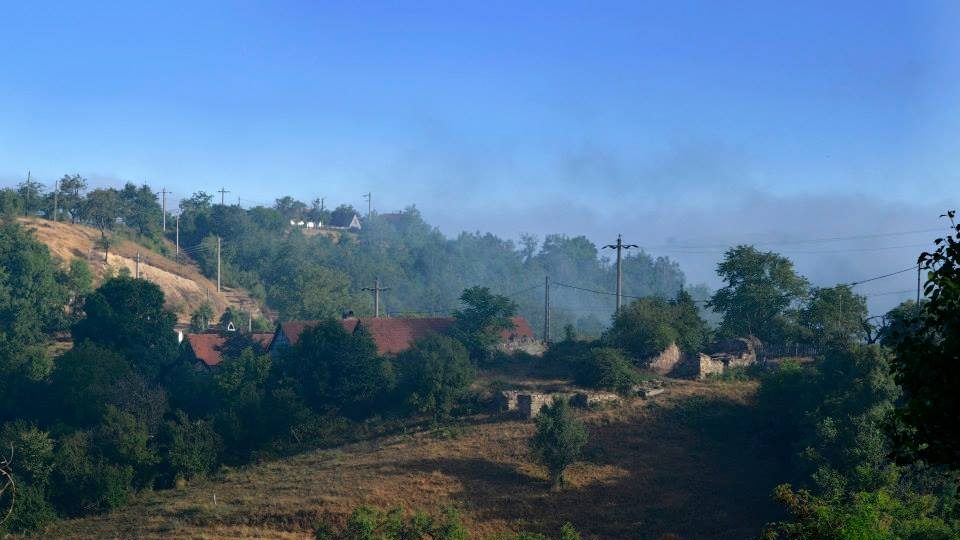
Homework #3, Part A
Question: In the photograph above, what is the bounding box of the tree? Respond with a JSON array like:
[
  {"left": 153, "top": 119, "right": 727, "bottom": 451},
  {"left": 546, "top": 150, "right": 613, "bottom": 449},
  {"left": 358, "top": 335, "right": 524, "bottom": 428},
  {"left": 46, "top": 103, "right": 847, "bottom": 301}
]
[
  {"left": 876, "top": 299, "right": 924, "bottom": 348},
  {"left": 267, "top": 264, "right": 354, "bottom": 320},
  {"left": 0, "top": 222, "right": 69, "bottom": 420},
  {"left": 605, "top": 291, "right": 709, "bottom": 362},
  {"left": 49, "top": 342, "right": 131, "bottom": 427},
  {"left": 15, "top": 178, "right": 44, "bottom": 216},
  {"left": 797, "top": 285, "right": 868, "bottom": 348},
  {"left": 396, "top": 334, "right": 474, "bottom": 421},
  {"left": 83, "top": 188, "right": 122, "bottom": 236},
  {"left": 451, "top": 286, "right": 517, "bottom": 362},
  {"left": 279, "top": 320, "right": 392, "bottom": 418},
  {"left": 190, "top": 302, "right": 214, "bottom": 332},
  {"left": 892, "top": 212, "right": 960, "bottom": 468},
  {"left": 158, "top": 411, "right": 221, "bottom": 483},
  {"left": 708, "top": 245, "right": 809, "bottom": 343},
  {"left": 119, "top": 183, "right": 161, "bottom": 237},
  {"left": 530, "top": 399, "right": 587, "bottom": 488},
  {"left": 56, "top": 174, "right": 87, "bottom": 224},
  {"left": 71, "top": 276, "right": 179, "bottom": 382},
  {"left": 330, "top": 204, "right": 359, "bottom": 227}
]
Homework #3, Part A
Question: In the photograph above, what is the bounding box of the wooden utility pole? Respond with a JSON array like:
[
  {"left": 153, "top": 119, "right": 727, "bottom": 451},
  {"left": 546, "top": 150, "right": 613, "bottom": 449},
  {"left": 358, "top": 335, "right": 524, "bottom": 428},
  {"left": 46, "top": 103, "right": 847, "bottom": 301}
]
[
  {"left": 135, "top": 251, "right": 142, "bottom": 278},
  {"left": 160, "top": 188, "right": 168, "bottom": 231},
  {"left": 52, "top": 177, "right": 59, "bottom": 222},
  {"left": 363, "top": 192, "right": 372, "bottom": 218},
  {"left": 217, "top": 236, "right": 222, "bottom": 293},
  {"left": 602, "top": 234, "right": 638, "bottom": 313},
  {"left": 217, "top": 187, "right": 230, "bottom": 206},
  {"left": 361, "top": 277, "right": 390, "bottom": 318},
  {"left": 544, "top": 275, "right": 551, "bottom": 343}
]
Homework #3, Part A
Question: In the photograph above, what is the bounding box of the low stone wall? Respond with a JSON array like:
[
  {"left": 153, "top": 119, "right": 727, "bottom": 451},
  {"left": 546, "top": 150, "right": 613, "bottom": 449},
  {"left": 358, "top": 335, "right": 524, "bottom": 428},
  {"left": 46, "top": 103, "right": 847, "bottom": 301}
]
[
  {"left": 499, "top": 390, "right": 521, "bottom": 412},
  {"left": 571, "top": 391, "right": 621, "bottom": 408}
]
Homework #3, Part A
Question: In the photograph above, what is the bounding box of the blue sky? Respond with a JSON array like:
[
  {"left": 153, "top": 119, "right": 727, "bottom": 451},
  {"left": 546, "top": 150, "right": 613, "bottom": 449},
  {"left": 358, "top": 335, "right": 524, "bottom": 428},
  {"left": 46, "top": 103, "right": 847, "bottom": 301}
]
[{"left": 1, "top": 1, "right": 958, "bottom": 312}]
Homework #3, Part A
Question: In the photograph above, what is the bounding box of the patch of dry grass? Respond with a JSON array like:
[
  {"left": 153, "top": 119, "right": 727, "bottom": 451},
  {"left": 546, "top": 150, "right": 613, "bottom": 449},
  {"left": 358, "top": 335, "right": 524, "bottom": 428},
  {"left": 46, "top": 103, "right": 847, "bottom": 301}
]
[
  {"left": 19, "top": 218, "right": 262, "bottom": 325},
  {"left": 38, "top": 380, "right": 784, "bottom": 540}
]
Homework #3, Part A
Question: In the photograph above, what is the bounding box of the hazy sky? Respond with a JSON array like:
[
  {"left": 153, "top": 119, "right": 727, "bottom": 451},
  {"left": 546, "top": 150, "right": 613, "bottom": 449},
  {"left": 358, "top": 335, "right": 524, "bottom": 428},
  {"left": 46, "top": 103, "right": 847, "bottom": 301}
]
[{"left": 2, "top": 1, "right": 958, "bottom": 313}]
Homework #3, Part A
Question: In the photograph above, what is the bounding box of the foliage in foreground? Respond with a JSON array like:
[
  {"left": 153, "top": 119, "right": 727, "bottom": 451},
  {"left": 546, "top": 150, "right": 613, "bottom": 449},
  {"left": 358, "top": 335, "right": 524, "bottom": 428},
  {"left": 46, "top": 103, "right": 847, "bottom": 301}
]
[{"left": 315, "top": 505, "right": 582, "bottom": 540}]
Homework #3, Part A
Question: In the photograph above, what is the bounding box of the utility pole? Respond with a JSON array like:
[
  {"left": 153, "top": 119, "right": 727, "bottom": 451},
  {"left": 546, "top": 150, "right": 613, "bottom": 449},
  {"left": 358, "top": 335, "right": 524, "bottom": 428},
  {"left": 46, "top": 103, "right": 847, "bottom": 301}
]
[
  {"left": 217, "top": 187, "right": 230, "bottom": 206},
  {"left": 216, "top": 236, "right": 222, "bottom": 293},
  {"left": 544, "top": 275, "right": 551, "bottom": 343},
  {"left": 160, "top": 188, "right": 168, "bottom": 231},
  {"left": 175, "top": 213, "right": 180, "bottom": 262},
  {"left": 52, "top": 177, "right": 59, "bottom": 222},
  {"left": 602, "top": 234, "right": 638, "bottom": 313},
  {"left": 363, "top": 192, "right": 372, "bottom": 218},
  {"left": 135, "top": 251, "right": 141, "bottom": 279},
  {"left": 361, "top": 277, "right": 390, "bottom": 318}
]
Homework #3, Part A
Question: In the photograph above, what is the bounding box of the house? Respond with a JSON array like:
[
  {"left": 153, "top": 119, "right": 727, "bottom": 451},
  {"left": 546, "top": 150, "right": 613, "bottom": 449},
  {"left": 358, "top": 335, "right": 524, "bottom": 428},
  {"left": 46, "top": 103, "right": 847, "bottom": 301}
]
[
  {"left": 270, "top": 316, "right": 538, "bottom": 357},
  {"left": 183, "top": 332, "right": 275, "bottom": 369},
  {"left": 328, "top": 212, "right": 362, "bottom": 231}
]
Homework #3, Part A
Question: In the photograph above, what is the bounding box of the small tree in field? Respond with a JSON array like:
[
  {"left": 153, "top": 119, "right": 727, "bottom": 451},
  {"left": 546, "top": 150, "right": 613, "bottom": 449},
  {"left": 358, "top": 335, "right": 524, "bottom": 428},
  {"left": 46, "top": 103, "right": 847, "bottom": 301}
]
[{"left": 531, "top": 399, "right": 587, "bottom": 488}]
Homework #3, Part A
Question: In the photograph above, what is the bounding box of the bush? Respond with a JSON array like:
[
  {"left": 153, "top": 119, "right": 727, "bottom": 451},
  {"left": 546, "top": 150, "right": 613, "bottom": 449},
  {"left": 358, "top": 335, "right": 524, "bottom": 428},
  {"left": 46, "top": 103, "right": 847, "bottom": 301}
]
[
  {"left": 530, "top": 399, "right": 588, "bottom": 488},
  {"left": 315, "top": 505, "right": 467, "bottom": 540},
  {"left": 160, "top": 411, "right": 222, "bottom": 483},
  {"left": 604, "top": 291, "right": 709, "bottom": 363},
  {"left": 396, "top": 334, "right": 474, "bottom": 421},
  {"left": 572, "top": 348, "right": 638, "bottom": 394}
]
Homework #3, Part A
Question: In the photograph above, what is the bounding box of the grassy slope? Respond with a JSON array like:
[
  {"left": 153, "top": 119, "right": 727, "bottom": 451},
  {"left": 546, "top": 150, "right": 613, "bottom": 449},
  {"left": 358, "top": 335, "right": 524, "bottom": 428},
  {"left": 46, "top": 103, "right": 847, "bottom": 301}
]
[
  {"left": 19, "top": 218, "right": 263, "bottom": 325},
  {"left": 39, "top": 380, "right": 785, "bottom": 540}
]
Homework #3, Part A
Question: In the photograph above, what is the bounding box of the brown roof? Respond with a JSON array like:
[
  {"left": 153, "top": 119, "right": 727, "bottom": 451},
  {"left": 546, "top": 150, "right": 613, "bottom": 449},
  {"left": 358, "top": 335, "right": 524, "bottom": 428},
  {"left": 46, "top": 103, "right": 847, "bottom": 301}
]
[
  {"left": 278, "top": 316, "right": 535, "bottom": 356},
  {"left": 185, "top": 332, "right": 275, "bottom": 368}
]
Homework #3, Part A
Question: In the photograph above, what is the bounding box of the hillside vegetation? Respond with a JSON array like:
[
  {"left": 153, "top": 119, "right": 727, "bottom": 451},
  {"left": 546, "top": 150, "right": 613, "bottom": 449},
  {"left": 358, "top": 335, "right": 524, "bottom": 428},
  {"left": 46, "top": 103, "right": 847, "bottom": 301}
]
[{"left": 37, "top": 381, "right": 782, "bottom": 540}]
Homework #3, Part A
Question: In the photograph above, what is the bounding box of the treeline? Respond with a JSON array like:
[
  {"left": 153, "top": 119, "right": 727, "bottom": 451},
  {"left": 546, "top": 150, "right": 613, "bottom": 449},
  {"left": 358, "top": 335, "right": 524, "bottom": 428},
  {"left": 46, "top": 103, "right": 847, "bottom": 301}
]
[
  {"left": 2, "top": 174, "right": 698, "bottom": 337},
  {"left": 0, "top": 219, "right": 528, "bottom": 533}
]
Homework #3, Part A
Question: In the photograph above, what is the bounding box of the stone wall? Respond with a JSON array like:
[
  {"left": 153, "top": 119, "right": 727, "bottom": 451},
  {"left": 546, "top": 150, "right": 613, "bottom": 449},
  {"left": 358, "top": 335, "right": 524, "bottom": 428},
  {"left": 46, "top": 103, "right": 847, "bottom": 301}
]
[
  {"left": 696, "top": 353, "right": 725, "bottom": 379},
  {"left": 648, "top": 343, "right": 682, "bottom": 375}
]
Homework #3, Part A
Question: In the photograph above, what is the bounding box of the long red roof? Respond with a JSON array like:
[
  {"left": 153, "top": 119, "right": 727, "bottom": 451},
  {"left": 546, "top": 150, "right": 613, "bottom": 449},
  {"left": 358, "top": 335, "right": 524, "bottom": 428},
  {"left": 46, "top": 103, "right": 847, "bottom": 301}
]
[
  {"left": 277, "top": 316, "right": 534, "bottom": 356},
  {"left": 185, "top": 332, "right": 275, "bottom": 367}
]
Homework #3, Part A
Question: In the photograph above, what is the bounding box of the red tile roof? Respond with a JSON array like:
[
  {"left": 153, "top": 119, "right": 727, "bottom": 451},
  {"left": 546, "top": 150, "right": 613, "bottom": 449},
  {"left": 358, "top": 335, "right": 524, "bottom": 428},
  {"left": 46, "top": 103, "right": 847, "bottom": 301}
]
[
  {"left": 276, "top": 316, "right": 535, "bottom": 356},
  {"left": 185, "top": 332, "right": 275, "bottom": 368}
]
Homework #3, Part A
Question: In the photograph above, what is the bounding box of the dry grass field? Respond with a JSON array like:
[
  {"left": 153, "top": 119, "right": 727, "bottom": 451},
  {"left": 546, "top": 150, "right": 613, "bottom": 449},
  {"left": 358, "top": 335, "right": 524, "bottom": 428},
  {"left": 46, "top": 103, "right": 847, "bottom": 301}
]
[
  {"left": 19, "top": 218, "right": 263, "bottom": 325},
  {"left": 36, "top": 380, "right": 785, "bottom": 540}
]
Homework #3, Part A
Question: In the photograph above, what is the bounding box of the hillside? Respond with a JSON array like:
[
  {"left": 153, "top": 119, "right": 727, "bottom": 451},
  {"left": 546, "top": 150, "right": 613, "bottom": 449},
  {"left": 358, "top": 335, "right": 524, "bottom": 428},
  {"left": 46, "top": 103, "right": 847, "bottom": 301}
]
[
  {"left": 37, "top": 380, "right": 785, "bottom": 540},
  {"left": 19, "top": 218, "right": 265, "bottom": 326}
]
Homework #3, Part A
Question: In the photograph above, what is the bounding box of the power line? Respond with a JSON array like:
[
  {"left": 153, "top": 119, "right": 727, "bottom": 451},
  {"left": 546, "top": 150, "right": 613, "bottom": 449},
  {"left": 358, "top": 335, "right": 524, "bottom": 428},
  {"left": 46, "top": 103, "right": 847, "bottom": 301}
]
[
  {"left": 651, "top": 227, "right": 946, "bottom": 251},
  {"left": 848, "top": 265, "right": 918, "bottom": 287}
]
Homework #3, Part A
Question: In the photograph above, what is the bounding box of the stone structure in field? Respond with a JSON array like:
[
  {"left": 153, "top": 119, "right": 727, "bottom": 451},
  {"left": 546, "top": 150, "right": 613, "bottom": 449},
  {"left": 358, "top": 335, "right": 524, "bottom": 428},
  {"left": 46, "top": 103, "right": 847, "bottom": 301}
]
[
  {"left": 645, "top": 336, "right": 761, "bottom": 380},
  {"left": 648, "top": 343, "right": 683, "bottom": 375}
]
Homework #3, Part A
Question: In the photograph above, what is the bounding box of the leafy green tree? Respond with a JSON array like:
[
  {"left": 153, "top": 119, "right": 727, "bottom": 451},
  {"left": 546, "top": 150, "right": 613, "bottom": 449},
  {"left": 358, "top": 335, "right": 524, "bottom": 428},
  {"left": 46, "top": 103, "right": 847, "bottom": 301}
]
[
  {"left": 267, "top": 265, "right": 354, "bottom": 320},
  {"left": 0, "top": 188, "right": 24, "bottom": 217},
  {"left": 605, "top": 291, "right": 709, "bottom": 362},
  {"left": 708, "top": 245, "right": 809, "bottom": 343},
  {"left": 451, "top": 286, "right": 517, "bottom": 362},
  {"left": 72, "top": 276, "right": 179, "bottom": 381},
  {"left": 94, "top": 405, "right": 159, "bottom": 487},
  {"left": 56, "top": 173, "right": 87, "bottom": 224},
  {"left": 330, "top": 204, "right": 359, "bottom": 226},
  {"left": 396, "top": 334, "right": 474, "bottom": 421},
  {"left": 16, "top": 177, "right": 44, "bottom": 216},
  {"left": 274, "top": 196, "right": 308, "bottom": 219},
  {"left": 530, "top": 399, "right": 587, "bottom": 488},
  {"left": 49, "top": 342, "right": 131, "bottom": 427},
  {"left": 279, "top": 320, "right": 392, "bottom": 418},
  {"left": 876, "top": 299, "right": 923, "bottom": 348},
  {"left": 892, "top": 213, "right": 960, "bottom": 468},
  {"left": 762, "top": 484, "right": 957, "bottom": 540},
  {"left": 797, "top": 285, "right": 868, "bottom": 349},
  {"left": 119, "top": 183, "right": 162, "bottom": 237},
  {"left": 0, "top": 222, "right": 69, "bottom": 420},
  {"left": 84, "top": 188, "right": 122, "bottom": 236}
]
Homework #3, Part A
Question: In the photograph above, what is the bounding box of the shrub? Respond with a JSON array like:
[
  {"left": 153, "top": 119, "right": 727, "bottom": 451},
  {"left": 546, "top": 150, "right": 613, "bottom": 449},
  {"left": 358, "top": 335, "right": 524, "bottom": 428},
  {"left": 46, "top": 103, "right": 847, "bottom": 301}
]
[
  {"left": 315, "top": 505, "right": 467, "bottom": 540},
  {"left": 572, "top": 348, "right": 638, "bottom": 394},
  {"left": 160, "top": 411, "right": 222, "bottom": 483},
  {"left": 531, "top": 399, "right": 588, "bottom": 488}
]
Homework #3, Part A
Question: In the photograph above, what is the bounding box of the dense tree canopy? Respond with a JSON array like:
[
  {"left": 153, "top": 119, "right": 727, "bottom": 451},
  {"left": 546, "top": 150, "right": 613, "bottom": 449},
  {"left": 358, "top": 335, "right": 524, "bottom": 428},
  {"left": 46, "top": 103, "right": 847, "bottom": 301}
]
[{"left": 709, "top": 245, "right": 810, "bottom": 343}]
